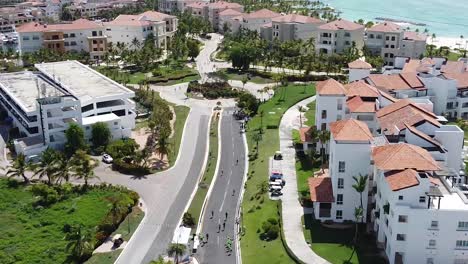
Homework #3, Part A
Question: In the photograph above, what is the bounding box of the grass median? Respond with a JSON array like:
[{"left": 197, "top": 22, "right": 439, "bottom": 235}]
[
  {"left": 168, "top": 105, "right": 191, "bottom": 167},
  {"left": 241, "top": 84, "right": 315, "bottom": 264},
  {"left": 186, "top": 113, "right": 220, "bottom": 227}
]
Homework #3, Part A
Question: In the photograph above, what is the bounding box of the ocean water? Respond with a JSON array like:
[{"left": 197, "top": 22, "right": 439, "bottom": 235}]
[{"left": 320, "top": 0, "right": 468, "bottom": 38}]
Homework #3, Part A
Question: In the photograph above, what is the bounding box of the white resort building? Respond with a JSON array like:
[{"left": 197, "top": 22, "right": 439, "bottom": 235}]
[
  {"left": 0, "top": 60, "right": 135, "bottom": 158},
  {"left": 308, "top": 67, "right": 466, "bottom": 264}
]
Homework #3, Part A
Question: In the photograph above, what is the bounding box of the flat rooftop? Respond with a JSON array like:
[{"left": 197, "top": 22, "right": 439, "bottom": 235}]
[
  {"left": 35, "top": 61, "right": 134, "bottom": 104},
  {"left": 82, "top": 113, "right": 119, "bottom": 126},
  {"left": 0, "top": 71, "right": 64, "bottom": 112}
]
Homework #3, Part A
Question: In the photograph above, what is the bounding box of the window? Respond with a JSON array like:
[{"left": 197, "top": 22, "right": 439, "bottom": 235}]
[
  {"left": 337, "top": 100, "right": 343, "bottom": 110},
  {"left": 458, "top": 221, "right": 468, "bottom": 230},
  {"left": 398, "top": 215, "right": 407, "bottom": 223},
  {"left": 336, "top": 210, "right": 342, "bottom": 219},
  {"left": 398, "top": 195, "right": 403, "bottom": 200},
  {"left": 419, "top": 196, "right": 426, "bottom": 203},
  {"left": 369, "top": 34, "right": 374, "bottom": 39},
  {"left": 70, "top": 33, "right": 76, "bottom": 37},
  {"left": 391, "top": 45, "right": 395, "bottom": 48},
  {"left": 391, "top": 36, "right": 396, "bottom": 41},
  {"left": 338, "top": 178, "right": 344, "bottom": 189},
  {"left": 396, "top": 234, "right": 406, "bottom": 241},
  {"left": 92, "top": 31, "right": 97, "bottom": 36},
  {"left": 86, "top": 126, "right": 90, "bottom": 130},
  {"left": 337, "top": 115, "right": 342, "bottom": 120},
  {"left": 64, "top": 33, "right": 68, "bottom": 38},
  {"left": 344, "top": 32, "right": 350, "bottom": 37},
  {"left": 426, "top": 258, "right": 434, "bottom": 264},
  {"left": 337, "top": 194, "right": 343, "bottom": 205},
  {"left": 386, "top": 36, "right": 390, "bottom": 41},
  {"left": 338, "top": 161, "right": 345, "bottom": 172},
  {"left": 321, "top": 110, "right": 327, "bottom": 119},
  {"left": 32, "top": 35, "right": 39, "bottom": 40},
  {"left": 345, "top": 41, "right": 350, "bottom": 45},
  {"left": 114, "top": 122, "right": 118, "bottom": 125},
  {"left": 456, "top": 240, "right": 468, "bottom": 248},
  {"left": 430, "top": 221, "right": 438, "bottom": 229},
  {"left": 70, "top": 41, "right": 77, "bottom": 46},
  {"left": 428, "top": 239, "right": 436, "bottom": 248},
  {"left": 321, "top": 123, "right": 326, "bottom": 131},
  {"left": 64, "top": 42, "right": 69, "bottom": 46},
  {"left": 93, "top": 40, "right": 97, "bottom": 44},
  {"left": 376, "top": 34, "right": 382, "bottom": 39},
  {"left": 22, "top": 36, "right": 29, "bottom": 41}
]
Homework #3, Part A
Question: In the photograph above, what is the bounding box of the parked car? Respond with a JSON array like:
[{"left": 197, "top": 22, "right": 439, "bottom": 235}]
[
  {"left": 271, "top": 189, "right": 283, "bottom": 196},
  {"left": 102, "top": 153, "right": 113, "bottom": 163},
  {"left": 274, "top": 151, "right": 283, "bottom": 160}
]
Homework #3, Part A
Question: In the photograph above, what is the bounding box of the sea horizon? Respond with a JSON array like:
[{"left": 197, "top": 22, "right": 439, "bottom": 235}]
[{"left": 320, "top": 0, "right": 468, "bottom": 39}]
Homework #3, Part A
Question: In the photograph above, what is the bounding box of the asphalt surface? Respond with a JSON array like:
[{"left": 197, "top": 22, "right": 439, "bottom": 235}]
[{"left": 196, "top": 107, "right": 246, "bottom": 264}]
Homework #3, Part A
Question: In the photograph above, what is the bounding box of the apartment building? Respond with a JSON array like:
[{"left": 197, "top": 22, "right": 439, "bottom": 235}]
[
  {"left": 365, "top": 22, "right": 427, "bottom": 66},
  {"left": 0, "top": 5, "right": 44, "bottom": 26},
  {"left": 158, "top": 0, "right": 199, "bottom": 13},
  {"left": 316, "top": 19, "right": 364, "bottom": 55},
  {"left": 0, "top": 60, "right": 135, "bottom": 157},
  {"left": 186, "top": 1, "right": 243, "bottom": 31},
  {"left": 311, "top": 75, "right": 466, "bottom": 264},
  {"left": 218, "top": 8, "right": 242, "bottom": 33},
  {"left": 17, "top": 18, "right": 107, "bottom": 60},
  {"left": 349, "top": 57, "right": 468, "bottom": 120},
  {"left": 104, "top": 11, "right": 178, "bottom": 50},
  {"left": 270, "top": 14, "right": 324, "bottom": 42}
]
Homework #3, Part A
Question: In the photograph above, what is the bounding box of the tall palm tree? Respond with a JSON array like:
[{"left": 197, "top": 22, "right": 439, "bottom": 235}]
[
  {"left": 33, "top": 147, "right": 58, "bottom": 185},
  {"left": 5, "top": 153, "right": 30, "bottom": 184},
  {"left": 352, "top": 174, "right": 368, "bottom": 219},
  {"left": 297, "top": 105, "right": 304, "bottom": 127},
  {"left": 72, "top": 150, "right": 99, "bottom": 188},
  {"left": 54, "top": 153, "right": 73, "bottom": 184},
  {"left": 156, "top": 136, "right": 171, "bottom": 160},
  {"left": 167, "top": 243, "right": 186, "bottom": 264},
  {"left": 64, "top": 224, "right": 93, "bottom": 261},
  {"left": 252, "top": 131, "right": 263, "bottom": 155},
  {"left": 105, "top": 194, "right": 132, "bottom": 225}
]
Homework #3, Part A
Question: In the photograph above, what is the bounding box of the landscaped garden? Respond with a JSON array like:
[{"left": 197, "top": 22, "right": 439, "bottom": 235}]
[
  {"left": 240, "top": 83, "right": 316, "bottom": 264},
  {"left": 0, "top": 179, "right": 139, "bottom": 264}
]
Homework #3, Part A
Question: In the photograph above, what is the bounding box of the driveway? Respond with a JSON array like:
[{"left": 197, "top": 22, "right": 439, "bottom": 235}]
[{"left": 279, "top": 96, "right": 330, "bottom": 264}]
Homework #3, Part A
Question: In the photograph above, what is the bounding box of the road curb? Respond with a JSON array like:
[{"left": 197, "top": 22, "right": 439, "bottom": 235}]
[
  {"left": 166, "top": 108, "right": 193, "bottom": 173},
  {"left": 234, "top": 132, "right": 249, "bottom": 264},
  {"left": 195, "top": 108, "right": 223, "bottom": 235}
]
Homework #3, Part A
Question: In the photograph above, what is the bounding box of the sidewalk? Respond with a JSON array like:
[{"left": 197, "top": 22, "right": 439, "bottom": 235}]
[{"left": 279, "top": 96, "right": 330, "bottom": 264}]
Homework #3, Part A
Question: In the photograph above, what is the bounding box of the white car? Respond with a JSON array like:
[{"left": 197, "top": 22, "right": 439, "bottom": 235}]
[{"left": 102, "top": 154, "right": 113, "bottom": 163}]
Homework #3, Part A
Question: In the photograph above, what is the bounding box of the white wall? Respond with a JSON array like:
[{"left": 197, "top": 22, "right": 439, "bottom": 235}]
[{"left": 349, "top": 68, "right": 370, "bottom": 82}]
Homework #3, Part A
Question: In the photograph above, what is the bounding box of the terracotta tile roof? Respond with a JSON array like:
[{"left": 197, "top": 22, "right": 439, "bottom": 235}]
[
  {"left": 330, "top": 119, "right": 373, "bottom": 142},
  {"left": 378, "top": 90, "right": 398, "bottom": 102},
  {"left": 105, "top": 14, "right": 150, "bottom": 26},
  {"left": 402, "top": 59, "right": 421, "bottom": 73},
  {"left": 317, "top": 78, "right": 347, "bottom": 95},
  {"left": 261, "top": 22, "right": 272, "bottom": 28},
  {"left": 443, "top": 72, "right": 468, "bottom": 89},
  {"left": 208, "top": 1, "right": 243, "bottom": 9},
  {"left": 243, "top": 8, "right": 280, "bottom": 19},
  {"left": 400, "top": 72, "right": 424, "bottom": 88},
  {"left": 384, "top": 169, "right": 420, "bottom": 191},
  {"left": 345, "top": 80, "right": 379, "bottom": 98},
  {"left": 405, "top": 124, "right": 444, "bottom": 150},
  {"left": 368, "top": 74, "right": 411, "bottom": 91},
  {"left": 318, "top": 19, "right": 363, "bottom": 31},
  {"left": 230, "top": 15, "right": 243, "bottom": 21},
  {"left": 348, "top": 59, "right": 372, "bottom": 69},
  {"left": 219, "top": 8, "right": 242, "bottom": 16},
  {"left": 421, "top": 58, "right": 436, "bottom": 66},
  {"left": 186, "top": 1, "right": 208, "bottom": 8},
  {"left": 372, "top": 143, "right": 440, "bottom": 171},
  {"left": 376, "top": 99, "right": 440, "bottom": 134},
  {"left": 368, "top": 22, "right": 401, "bottom": 33},
  {"left": 17, "top": 19, "right": 102, "bottom": 33},
  {"left": 441, "top": 61, "right": 466, "bottom": 74},
  {"left": 346, "top": 96, "right": 376, "bottom": 113},
  {"left": 403, "top": 31, "right": 427, "bottom": 41},
  {"left": 272, "top": 14, "right": 322, "bottom": 24},
  {"left": 299, "top": 127, "right": 313, "bottom": 142},
  {"left": 140, "top": 10, "right": 175, "bottom": 21},
  {"left": 308, "top": 171, "right": 334, "bottom": 202}
]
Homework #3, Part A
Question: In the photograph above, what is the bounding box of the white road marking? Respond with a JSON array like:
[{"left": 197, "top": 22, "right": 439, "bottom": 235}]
[
  {"left": 219, "top": 169, "right": 232, "bottom": 212},
  {"left": 217, "top": 236, "right": 219, "bottom": 245}
]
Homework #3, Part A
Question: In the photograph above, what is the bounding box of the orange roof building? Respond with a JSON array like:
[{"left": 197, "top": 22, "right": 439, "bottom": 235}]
[
  {"left": 308, "top": 171, "right": 334, "bottom": 202},
  {"left": 330, "top": 119, "right": 373, "bottom": 142},
  {"left": 317, "top": 79, "right": 347, "bottom": 96},
  {"left": 372, "top": 143, "right": 440, "bottom": 171}
]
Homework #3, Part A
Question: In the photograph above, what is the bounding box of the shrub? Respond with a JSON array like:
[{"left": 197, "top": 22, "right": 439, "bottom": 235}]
[
  {"left": 182, "top": 212, "right": 195, "bottom": 227},
  {"left": 260, "top": 218, "right": 280, "bottom": 240},
  {"left": 31, "top": 183, "right": 59, "bottom": 206},
  {"left": 187, "top": 81, "right": 238, "bottom": 99}
]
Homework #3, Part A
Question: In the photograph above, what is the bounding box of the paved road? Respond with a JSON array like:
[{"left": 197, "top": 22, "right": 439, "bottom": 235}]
[
  {"left": 279, "top": 96, "right": 329, "bottom": 264},
  {"left": 196, "top": 107, "right": 246, "bottom": 264}
]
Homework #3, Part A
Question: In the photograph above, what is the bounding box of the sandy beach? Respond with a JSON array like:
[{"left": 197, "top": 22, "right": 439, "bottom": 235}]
[{"left": 428, "top": 36, "right": 468, "bottom": 50}]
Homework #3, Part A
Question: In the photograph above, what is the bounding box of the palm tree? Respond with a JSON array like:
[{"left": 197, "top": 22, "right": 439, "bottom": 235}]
[
  {"left": 252, "top": 131, "right": 263, "bottom": 155},
  {"left": 33, "top": 147, "right": 58, "bottom": 185},
  {"left": 347, "top": 206, "right": 363, "bottom": 263},
  {"left": 156, "top": 136, "right": 171, "bottom": 160},
  {"left": 352, "top": 174, "right": 368, "bottom": 220},
  {"left": 317, "top": 130, "right": 330, "bottom": 172},
  {"left": 167, "top": 243, "right": 186, "bottom": 264},
  {"left": 105, "top": 194, "right": 132, "bottom": 225},
  {"left": 72, "top": 150, "right": 99, "bottom": 188},
  {"left": 54, "top": 153, "right": 73, "bottom": 184},
  {"left": 297, "top": 105, "right": 304, "bottom": 127},
  {"left": 64, "top": 224, "right": 93, "bottom": 262},
  {"left": 5, "top": 153, "right": 30, "bottom": 184}
]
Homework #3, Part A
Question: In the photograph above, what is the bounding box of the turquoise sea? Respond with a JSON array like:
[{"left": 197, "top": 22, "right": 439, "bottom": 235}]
[{"left": 320, "top": 0, "right": 468, "bottom": 37}]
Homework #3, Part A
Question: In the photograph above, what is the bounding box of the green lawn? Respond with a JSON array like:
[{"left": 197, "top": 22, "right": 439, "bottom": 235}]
[
  {"left": 187, "top": 115, "right": 219, "bottom": 226},
  {"left": 304, "top": 101, "right": 316, "bottom": 127},
  {"left": 0, "top": 179, "right": 135, "bottom": 264},
  {"left": 295, "top": 152, "right": 318, "bottom": 200},
  {"left": 86, "top": 207, "right": 144, "bottom": 264},
  {"left": 128, "top": 72, "right": 148, "bottom": 84},
  {"left": 241, "top": 84, "right": 316, "bottom": 264},
  {"left": 302, "top": 215, "right": 386, "bottom": 264},
  {"left": 447, "top": 52, "right": 462, "bottom": 61},
  {"left": 168, "top": 105, "right": 191, "bottom": 167}
]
